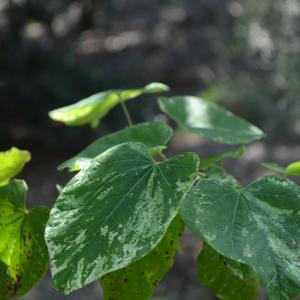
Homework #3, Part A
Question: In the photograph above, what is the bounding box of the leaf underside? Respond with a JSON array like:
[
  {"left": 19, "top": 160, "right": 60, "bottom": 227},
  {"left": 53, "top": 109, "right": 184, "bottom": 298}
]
[
  {"left": 46, "top": 142, "right": 199, "bottom": 294},
  {"left": 0, "top": 180, "right": 49, "bottom": 299},
  {"left": 198, "top": 243, "right": 260, "bottom": 300},
  {"left": 100, "top": 215, "right": 184, "bottom": 300},
  {"left": 49, "top": 82, "right": 169, "bottom": 127},
  {"left": 181, "top": 176, "right": 300, "bottom": 300},
  {"left": 159, "top": 96, "right": 265, "bottom": 145},
  {"left": 59, "top": 122, "right": 172, "bottom": 171}
]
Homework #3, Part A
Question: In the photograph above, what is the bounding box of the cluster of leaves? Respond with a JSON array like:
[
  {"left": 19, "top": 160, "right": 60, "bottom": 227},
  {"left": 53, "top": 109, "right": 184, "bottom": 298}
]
[
  {"left": 0, "top": 148, "right": 49, "bottom": 300},
  {"left": 1, "top": 83, "right": 300, "bottom": 300}
]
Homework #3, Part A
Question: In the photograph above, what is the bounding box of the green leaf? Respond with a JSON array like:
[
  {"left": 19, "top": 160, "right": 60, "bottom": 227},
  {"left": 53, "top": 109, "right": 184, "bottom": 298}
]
[
  {"left": 0, "top": 147, "right": 31, "bottom": 187},
  {"left": 100, "top": 215, "right": 184, "bottom": 300},
  {"left": 46, "top": 142, "right": 199, "bottom": 294},
  {"left": 201, "top": 146, "right": 246, "bottom": 170},
  {"left": 58, "top": 122, "right": 172, "bottom": 171},
  {"left": 180, "top": 176, "right": 300, "bottom": 300},
  {"left": 159, "top": 96, "right": 265, "bottom": 145},
  {"left": 0, "top": 180, "right": 49, "bottom": 299},
  {"left": 49, "top": 82, "right": 169, "bottom": 127},
  {"left": 198, "top": 243, "right": 260, "bottom": 300},
  {"left": 204, "top": 164, "right": 226, "bottom": 180},
  {"left": 260, "top": 162, "right": 286, "bottom": 175},
  {"left": 286, "top": 161, "right": 300, "bottom": 176}
]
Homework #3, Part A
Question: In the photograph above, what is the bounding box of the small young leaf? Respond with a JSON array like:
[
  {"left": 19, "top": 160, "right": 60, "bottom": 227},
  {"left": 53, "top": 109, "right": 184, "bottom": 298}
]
[
  {"left": 286, "top": 161, "right": 300, "bottom": 176},
  {"left": 260, "top": 162, "right": 286, "bottom": 175},
  {"left": 0, "top": 180, "right": 49, "bottom": 299},
  {"left": 46, "top": 142, "right": 199, "bottom": 294},
  {"left": 201, "top": 146, "right": 246, "bottom": 170},
  {"left": 159, "top": 96, "right": 265, "bottom": 145},
  {"left": 180, "top": 176, "right": 300, "bottom": 300},
  {"left": 198, "top": 243, "right": 260, "bottom": 300},
  {"left": 49, "top": 82, "right": 169, "bottom": 127},
  {"left": 58, "top": 122, "right": 172, "bottom": 171},
  {"left": 0, "top": 147, "right": 31, "bottom": 187},
  {"left": 100, "top": 215, "right": 184, "bottom": 300}
]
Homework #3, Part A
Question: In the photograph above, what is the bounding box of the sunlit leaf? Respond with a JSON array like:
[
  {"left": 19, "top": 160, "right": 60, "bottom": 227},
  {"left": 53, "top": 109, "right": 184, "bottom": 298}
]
[
  {"left": 198, "top": 243, "right": 260, "bottom": 300},
  {"left": 46, "top": 142, "right": 199, "bottom": 294},
  {"left": 49, "top": 82, "right": 169, "bottom": 127},
  {"left": 286, "top": 161, "right": 300, "bottom": 176},
  {"left": 0, "top": 180, "right": 49, "bottom": 299},
  {"left": 0, "top": 147, "right": 31, "bottom": 187},
  {"left": 58, "top": 122, "right": 172, "bottom": 171},
  {"left": 181, "top": 176, "right": 300, "bottom": 300},
  {"left": 100, "top": 215, "right": 184, "bottom": 300},
  {"left": 159, "top": 96, "right": 265, "bottom": 145}
]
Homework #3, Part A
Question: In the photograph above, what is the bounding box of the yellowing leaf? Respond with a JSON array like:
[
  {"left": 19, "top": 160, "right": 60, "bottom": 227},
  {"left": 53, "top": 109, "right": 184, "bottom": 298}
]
[
  {"left": 286, "top": 161, "right": 300, "bottom": 176},
  {"left": 0, "top": 147, "right": 31, "bottom": 187},
  {"left": 0, "top": 180, "right": 49, "bottom": 299}
]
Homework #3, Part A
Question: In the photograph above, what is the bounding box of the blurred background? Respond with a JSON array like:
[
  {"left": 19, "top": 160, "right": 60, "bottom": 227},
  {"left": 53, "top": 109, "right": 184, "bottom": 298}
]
[{"left": 0, "top": 0, "right": 299, "bottom": 299}]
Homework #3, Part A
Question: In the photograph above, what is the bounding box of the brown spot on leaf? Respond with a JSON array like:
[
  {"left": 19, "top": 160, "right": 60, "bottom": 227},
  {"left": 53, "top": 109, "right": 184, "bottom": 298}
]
[{"left": 151, "top": 280, "right": 158, "bottom": 287}]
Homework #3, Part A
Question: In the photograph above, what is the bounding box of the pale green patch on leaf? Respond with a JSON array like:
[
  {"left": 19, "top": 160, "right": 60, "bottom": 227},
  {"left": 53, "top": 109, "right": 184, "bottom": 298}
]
[
  {"left": 204, "top": 164, "right": 226, "bottom": 180},
  {"left": 180, "top": 176, "right": 300, "bottom": 300},
  {"left": 198, "top": 243, "right": 260, "bottom": 300},
  {"left": 58, "top": 122, "right": 172, "bottom": 171},
  {"left": 49, "top": 82, "right": 169, "bottom": 127},
  {"left": 261, "top": 162, "right": 286, "bottom": 175},
  {"left": 201, "top": 146, "right": 246, "bottom": 170},
  {"left": 148, "top": 146, "right": 167, "bottom": 158},
  {"left": 286, "top": 161, "right": 300, "bottom": 176},
  {"left": 100, "top": 215, "right": 184, "bottom": 300},
  {"left": 46, "top": 142, "right": 199, "bottom": 294},
  {"left": 159, "top": 96, "right": 265, "bottom": 145},
  {"left": 0, "top": 180, "right": 49, "bottom": 299},
  {"left": 0, "top": 147, "right": 31, "bottom": 187}
]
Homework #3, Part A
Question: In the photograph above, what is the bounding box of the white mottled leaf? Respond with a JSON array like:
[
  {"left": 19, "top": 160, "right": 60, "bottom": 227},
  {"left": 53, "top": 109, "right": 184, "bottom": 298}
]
[
  {"left": 46, "top": 142, "right": 199, "bottom": 294},
  {"left": 181, "top": 176, "right": 300, "bottom": 300}
]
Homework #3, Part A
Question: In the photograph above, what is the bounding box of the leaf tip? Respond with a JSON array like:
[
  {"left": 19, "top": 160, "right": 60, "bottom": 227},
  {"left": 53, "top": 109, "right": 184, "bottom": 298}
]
[{"left": 144, "top": 82, "right": 170, "bottom": 93}]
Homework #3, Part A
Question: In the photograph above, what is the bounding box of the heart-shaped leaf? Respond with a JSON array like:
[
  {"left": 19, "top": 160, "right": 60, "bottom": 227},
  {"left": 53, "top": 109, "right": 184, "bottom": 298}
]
[
  {"left": 159, "top": 96, "right": 265, "bottom": 145},
  {"left": 0, "top": 147, "right": 31, "bottom": 187},
  {"left": 198, "top": 243, "right": 260, "bottom": 300},
  {"left": 0, "top": 180, "right": 49, "bottom": 299},
  {"left": 58, "top": 122, "right": 172, "bottom": 171},
  {"left": 100, "top": 215, "right": 184, "bottom": 300},
  {"left": 46, "top": 142, "right": 199, "bottom": 294},
  {"left": 49, "top": 82, "right": 169, "bottom": 127},
  {"left": 181, "top": 176, "right": 300, "bottom": 300}
]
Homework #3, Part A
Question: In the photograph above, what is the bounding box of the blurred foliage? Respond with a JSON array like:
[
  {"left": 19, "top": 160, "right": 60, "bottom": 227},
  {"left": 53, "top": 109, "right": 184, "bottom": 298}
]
[
  {"left": 202, "top": 0, "right": 300, "bottom": 140},
  {"left": 0, "top": 0, "right": 299, "bottom": 149}
]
